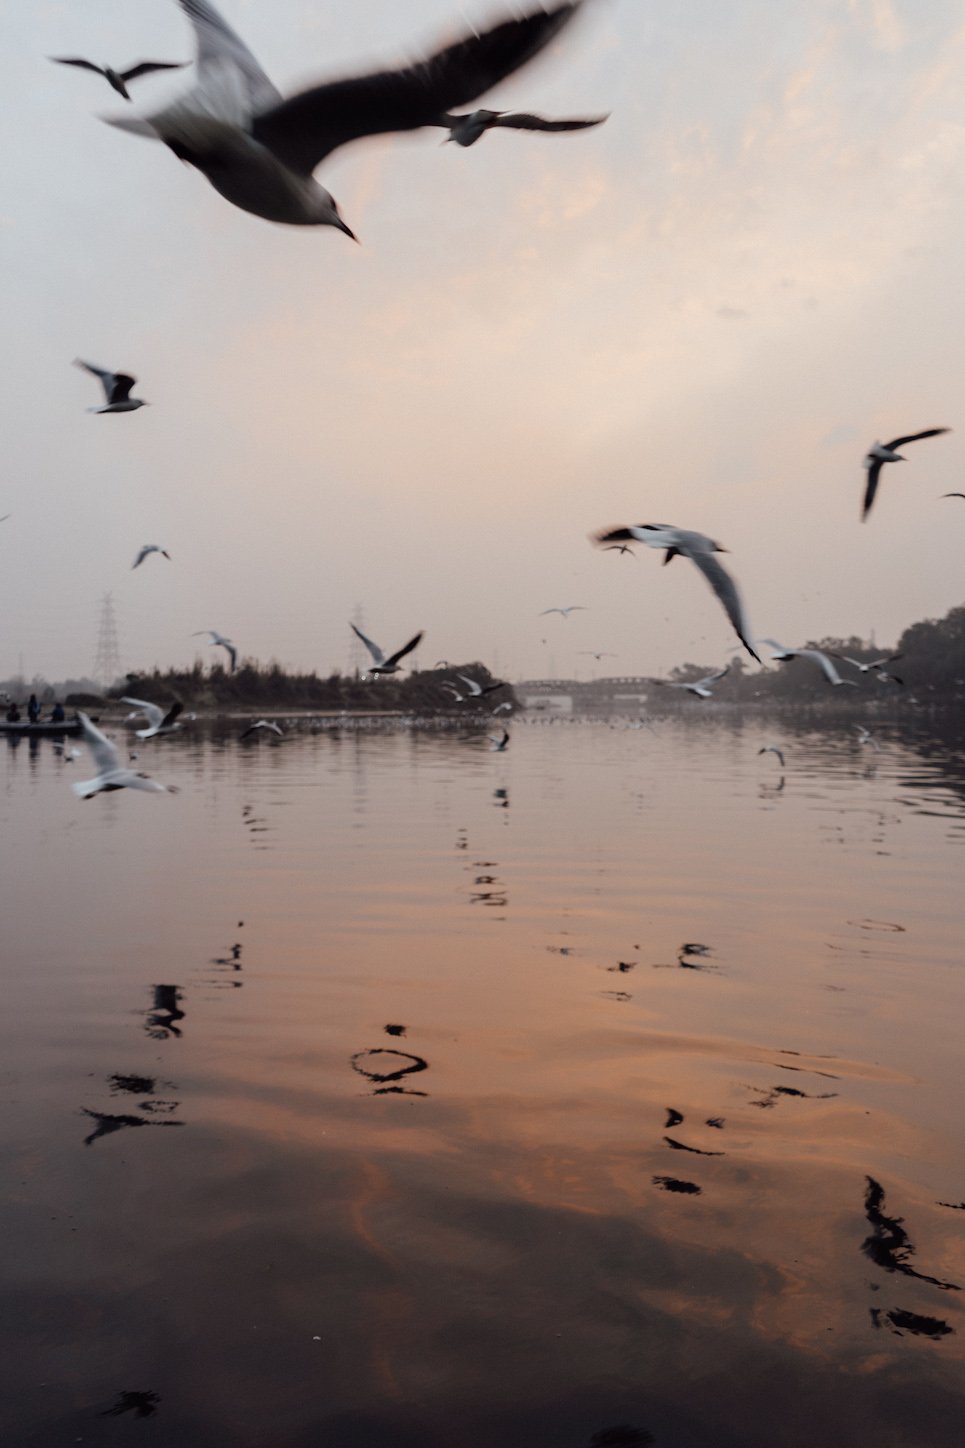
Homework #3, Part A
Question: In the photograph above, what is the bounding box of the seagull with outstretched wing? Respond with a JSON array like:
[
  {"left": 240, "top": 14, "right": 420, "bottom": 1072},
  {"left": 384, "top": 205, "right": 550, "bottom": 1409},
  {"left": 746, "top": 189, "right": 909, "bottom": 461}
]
[
  {"left": 74, "top": 359, "right": 148, "bottom": 413},
  {"left": 762, "top": 641, "right": 857, "bottom": 687},
  {"left": 652, "top": 665, "right": 729, "bottom": 700},
  {"left": 120, "top": 697, "right": 184, "bottom": 739},
  {"left": 441, "top": 107, "right": 606, "bottom": 147},
  {"left": 862, "top": 429, "right": 950, "bottom": 520},
  {"left": 351, "top": 622, "right": 423, "bottom": 675},
  {"left": 193, "top": 629, "right": 238, "bottom": 671},
  {"left": 72, "top": 714, "right": 177, "bottom": 798},
  {"left": 50, "top": 56, "right": 187, "bottom": 101}
]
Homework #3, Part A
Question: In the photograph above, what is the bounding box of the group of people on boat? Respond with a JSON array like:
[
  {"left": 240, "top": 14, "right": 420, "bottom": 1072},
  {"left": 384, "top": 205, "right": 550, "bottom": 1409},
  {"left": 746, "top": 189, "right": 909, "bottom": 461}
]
[{"left": 4, "top": 694, "right": 67, "bottom": 725}]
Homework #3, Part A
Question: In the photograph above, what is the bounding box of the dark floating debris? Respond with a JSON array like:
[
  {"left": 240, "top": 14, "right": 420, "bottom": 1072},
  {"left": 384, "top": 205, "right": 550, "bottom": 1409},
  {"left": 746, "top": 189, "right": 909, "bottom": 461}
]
[
  {"left": 848, "top": 918, "right": 906, "bottom": 933},
  {"left": 862, "top": 1177, "right": 961, "bottom": 1292},
  {"left": 608, "top": 961, "right": 637, "bottom": 973},
  {"left": 680, "top": 942, "right": 711, "bottom": 957},
  {"left": 664, "top": 1137, "right": 724, "bottom": 1157},
  {"left": 101, "top": 1391, "right": 161, "bottom": 1419},
  {"left": 706, "top": 1117, "right": 725, "bottom": 1129},
  {"left": 588, "top": 1427, "right": 655, "bottom": 1447},
  {"left": 384, "top": 1024, "right": 406, "bottom": 1037},
  {"left": 653, "top": 1175, "right": 701, "bottom": 1195},
  {"left": 884, "top": 1308, "right": 954, "bottom": 1339},
  {"left": 749, "top": 1084, "right": 838, "bottom": 1109},
  {"left": 108, "top": 1073, "right": 155, "bottom": 1095},
  {"left": 665, "top": 1108, "right": 684, "bottom": 1128},
  {"left": 351, "top": 1049, "right": 428, "bottom": 1085}
]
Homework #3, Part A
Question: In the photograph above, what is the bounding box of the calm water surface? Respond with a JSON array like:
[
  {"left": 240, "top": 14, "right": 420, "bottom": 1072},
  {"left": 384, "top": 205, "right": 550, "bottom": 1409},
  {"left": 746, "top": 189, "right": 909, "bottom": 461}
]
[{"left": 2, "top": 715, "right": 965, "bottom": 1447}]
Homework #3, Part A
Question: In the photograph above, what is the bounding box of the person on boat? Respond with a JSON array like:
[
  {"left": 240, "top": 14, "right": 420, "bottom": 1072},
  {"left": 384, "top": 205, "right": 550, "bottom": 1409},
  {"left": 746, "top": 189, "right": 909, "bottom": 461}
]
[
  {"left": 27, "top": 694, "right": 40, "bottom": 724},
  {"left": 50, "top": 702, "right": 66, "bottom": 723},
  {"left": 5, "top": 703, "right": 21, "bottom": 723}
]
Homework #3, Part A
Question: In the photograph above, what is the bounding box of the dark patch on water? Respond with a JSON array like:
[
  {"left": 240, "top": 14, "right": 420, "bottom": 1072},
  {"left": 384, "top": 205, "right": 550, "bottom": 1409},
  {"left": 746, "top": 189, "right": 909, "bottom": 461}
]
[
  {"left": 588, "top": 1427, "right": 655, "bottom": 1447},
  {"left": 384, "top": 1024, "right": 406, "bottom": 1037},
  {"left": 664, "top": 1108, "right": 684, "bottom": 1128},
  {"left": 885, "top": 1308, "right": 954, "bottom": 1339},
  {"left": 108, "top": 1073, "right": 155, "bottom": 1095},
  {"left": 101, "top": 1390, "right": 160, "bottom": 1418},
  {"left": 653, "top": 1176, "right": 701, "bottom": 1195},
  {"left": 862, "top": 1177, "right": 960, "bottom": 1291},
  {"left": 351, "top": 1049, "right": 428, "bottom": 1085},
  {"left": 663, "top": 1137, "right": 724, "bottom": 1157},
  {"left": 706, "top": 1117, "right": 725, "bottom": 1129}
]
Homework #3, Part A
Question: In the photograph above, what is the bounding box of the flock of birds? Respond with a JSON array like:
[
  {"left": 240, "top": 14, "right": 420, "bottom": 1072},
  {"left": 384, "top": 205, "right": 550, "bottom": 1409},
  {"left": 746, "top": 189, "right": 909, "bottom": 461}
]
[{"left": 34, "top": 0, "right": 960, "bottom": 795}]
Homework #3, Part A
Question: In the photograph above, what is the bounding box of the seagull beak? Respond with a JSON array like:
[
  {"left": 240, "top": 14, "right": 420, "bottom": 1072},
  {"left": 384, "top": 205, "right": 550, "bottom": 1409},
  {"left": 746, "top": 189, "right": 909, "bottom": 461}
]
[{"left": 335, "top": 216, "right": 359, "bottom": 242}]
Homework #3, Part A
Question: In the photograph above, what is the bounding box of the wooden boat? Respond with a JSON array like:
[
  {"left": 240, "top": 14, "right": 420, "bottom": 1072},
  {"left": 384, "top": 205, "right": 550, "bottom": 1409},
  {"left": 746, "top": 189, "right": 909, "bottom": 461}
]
[{"left": 0, "top": 717, "right": 83, "bottom": 737}]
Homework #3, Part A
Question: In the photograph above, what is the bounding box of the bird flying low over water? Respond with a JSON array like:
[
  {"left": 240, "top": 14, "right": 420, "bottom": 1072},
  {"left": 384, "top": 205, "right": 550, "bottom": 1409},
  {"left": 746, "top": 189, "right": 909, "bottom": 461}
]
[
  {"left": 351, "top": 623, "right": 423, "bottom": 675},
  {"left": 50, "top": 56, "right": 187, "bottom": 101},
  {"left": 74, "top": 360, "right": 148, "bottom": 413},
  {"left": 488, "top": 729, "right": 510, "bottom": 751},
  {"left": 193, "top": 630, "right": 237, "bottom": 671},
  {"left": 456, "top": 673, "right": 504, "bottom": 698},
  {"left": 862, "top": 429, "right": 950, "bottom": 520},
  {"left": 72, "top": 714, "right": 177, "bottom": 798},
  {"left": 240, "top": 720, "right": 283, "bottom": 740},
  {"left": 856, "top": 725, "right": 880, "bottom": 752},
  {"left": 540, "top": 606, "right": 586, "bottom": 619},
  {"left": 762, "top": 641, "right": 857, "bottom": 687},
  {"left": 120, "top": 697, "right": 184, "bottom": 739},
  {"left": 758, "top": 745, "right": 786, "bottom": 768},
  {"left": 102, "top": 0, "right": 594, "bottom": 235},
  {"left": 132, "top": 545, "right": 171, "bottom": 569},
  {"left": 829, "top": 651, "right": 902, "bottom": 680},
  {"left": 441, "top": 108, "right": 607, "bottom": 146},
  {"left": 652, "top": 665, "right": 729, "bottom": 699},
  {"left": 595, "top": 524, "right": 760, "bottom": 663}
]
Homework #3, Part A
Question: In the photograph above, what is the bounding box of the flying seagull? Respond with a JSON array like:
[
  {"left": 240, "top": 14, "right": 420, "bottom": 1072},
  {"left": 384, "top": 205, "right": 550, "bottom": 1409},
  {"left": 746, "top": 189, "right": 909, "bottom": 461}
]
[
  {"left": 103, "top": 0, "right": 592, "bottom": 235},
  {"left": 862, "top": 429, "right": 950, "bottom": 520},
  {"left": 595, "top": 524, "right": 761, "bottom": 663},
  {"left": 602, "top": 543, "right": 635, "bottom": 556},
  {"left": 0, "top": 515, "right": 9, "bottom": 523},
  {"left": 72, "top": 714, "right": 177, "bottom": 798},
  {"left": 50, "top": 56, "right": 187, "bottom": 101},
  {"left": 540, "top": 606, "right": 586, "bottom": 619},
  {"left": 240, "top": 720, "right": 284, "bottom": 740},
  {"left": 758, "top": 745, "right": 786, "bottom": 768},
  {"left": 456, "top": 673, "right": 504, "bottom": 697},
  {"left": 441, "top": 108, "right": 607, "bottom": 147},
  {"left": 193, "top": 630, "right": 237, "bottom": 671},
  {"left": 762, "top": 641, "right": 857, "bottom": 687},
  {"left": 132, "top": 544, "right": 171, "bottom": 569},
  {"left": 856, "top": 725, "right": 880, "bottom": 752},
  {"left": 579, "top": 651, "right": 617, "bottom": 661},
  {"left": 488, "top": 729, "right": 510, "bottom": 751},
  {"left": 652, "top": 665, "right": 729, "bottom": 700},
  {"left": 829, "top": 651, "right": 902, "bottom": 677},
  {"left": 74, "top": 359, "right": 148, "bottom": 413},
  {"left": 351, "top": 622, "right": 423, "bottom": 675},
  {"left": 941, "top": 492, "right": 965, "bottom": 500},
  {"left": 120, "top": 696, "right": 184, "bottom": 739}
]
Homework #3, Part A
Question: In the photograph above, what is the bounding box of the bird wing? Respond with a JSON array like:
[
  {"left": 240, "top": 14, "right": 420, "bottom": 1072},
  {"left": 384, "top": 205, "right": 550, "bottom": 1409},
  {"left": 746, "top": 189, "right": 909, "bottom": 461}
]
[
  {"left": 862, "top": 458, "right": 884, "bottom": 520},
  {"left": 870, "top": 653, "right": 903, "bottom": 667},
  {"left": 160, "top": 701, "right": 184, "bottom": 729},
  {"left": 121, "top": 696, "right": 164, "bottom": 730},
  {"left": 123, "top": 773, "right": 170, "bottom": 794},
  {"left": 350, "top": 622, "right": 385, "bottom": 666},
  {"left": 490, "top": 110, "right": 608, "bottom": 132},
  {"left": 941, "top": 492, "right": 965, "bottom": 499},
  {"left": 74, "top": 359, "right": 117, "bottom": 401},
  {"left": 457, "top": 674, "right": 482, "bottom": 695},
  {"left": 223, "top": 642, "right": 238, "bottom": 671},
  {"left": 385, "top": 631, "right": 424, "bottom": 668},
  {"left": 50, "top": 57, "right": 107, "bottom": 76},
  {"left": 799, "top": 650, "right": 849, "bottom": 686},
  {"left": 176, "top": 0, "right": 280, "bottom": 109},
  {"left": 251, "top": 2, "right": 584, "bottom": 176},
  {"left": 120, "top": 61, "right": 190, "bottom": 83},
  {"left": 239, "top": 723, "right": 258, "bottom": 739},
  {"left": 884, "top": 428, "right": 951, "bottom": 450},
  {"left": 78, "top": 712, "right": 119, "bottom": 773},
  {"left": 107, "top": 373, "right": 136, "bottom": 404},
  {"left": 132, "top": 547, "right": 150, "bottom": 569},
  {"left": 685, "top": 549, "right": 760, "bottom": 663},
  {"left": 698, "top": 665, "right": 730, "bottom": 687}
]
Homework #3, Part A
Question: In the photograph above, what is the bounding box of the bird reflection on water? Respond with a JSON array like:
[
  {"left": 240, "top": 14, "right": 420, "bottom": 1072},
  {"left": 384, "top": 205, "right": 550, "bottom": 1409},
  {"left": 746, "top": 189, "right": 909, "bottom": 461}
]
[
  {"left": 351, "top": 1048, "right": 430, "bottom": 1097},
  {"left": 144, "top": 983, "right": 186, "bottom": 1040}
]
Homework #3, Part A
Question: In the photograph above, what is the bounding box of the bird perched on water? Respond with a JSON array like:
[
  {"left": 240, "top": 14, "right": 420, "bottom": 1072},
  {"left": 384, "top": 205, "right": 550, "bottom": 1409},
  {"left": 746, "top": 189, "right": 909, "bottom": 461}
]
[
  {"left": 120, "top": 697, "right": 184, "bottom": 739},
  {"left": 652, "top": 665, "right": 729, "bottom": 700},
  {"left": 758, "top": 745, "right": 786, "bottom": 768},
  {"left": 351, "top": 623, "right": 423, "bottom": 675},
  {"left": 193, "top": 630, "right": 237, "bottom": 671},
  {"left": 862, "top": 429, "right": 950, "bottom": 520},
  {"left": 132, "top": 545, "right": 171, "bottom": 569},
  {"left": 595, "top": 524, "right": 760, "bottom": 663},
  {"left": 240, "top": 720, "right": 283, "bottom": 740},
  {"left": 74, "top": 360, "right": 148, "bottom": 413},
  {"left": 441, "top": 107, "right": 606, "bottom": 146},
  {"left": 102, "top": 0, "right": 595, "bottom": 235},
  {"left": 50, "top": 56, "right": 187, "bottom": 101},
  {"left": 72, "top": 714, "right": 177, "bottom": 798},
  {"left": 762, "top": 641, "right": 857, "bottom": 687}
]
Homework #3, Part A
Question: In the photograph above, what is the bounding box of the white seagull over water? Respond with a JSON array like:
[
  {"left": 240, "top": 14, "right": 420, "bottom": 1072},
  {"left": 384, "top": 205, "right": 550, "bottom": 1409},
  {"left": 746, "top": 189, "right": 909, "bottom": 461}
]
[
  {"left": 442, "top": 107, "right": 606, "bottom": 147},
  {"left": 240, "top": 719, "right": 284, "bottom": 740},
  {"left": 74, "top": 359, "right": 148, "bottom": 413},
  {"left": 72, "top": 714, "right": 177, "bottom": 798},
  {"left": 762, "top": 641, "right": 857, "bottom": 687},
  {"left": 50, "top": 56, "right": 187, "bottom": 101},
  {"left": 351, "top": 623, "right": 423, "bottom": 675},
  {"left": 596, "top": 524, "right": 760, "bottom": 663},
  {"left": 758, "top": 745, "right": 786, "bottom": 768},
  {"left": 193, "top": 630, "right": 237, "bottom": 671},
  {"left": 862, "top": 429, "right": 950, "bottom": 520},
  {"left": 488, "top": 728, "right": 510, "bottom": 751},
  {"left": 132, "top": 544, "right": 171, "bottom": 569},
  {"left": 652, "top": 665, "right": 729, "bottom": 699},
  {"left": 120, "top": 696, "right": 184, "bottom": 739},
  {"left": 103, "top": 0, "right": 593, "bottom": 236},
  {"left": 456, "top": 673, "right": 504, "bottom": 698},
  {"left": 856, "top": 726, "right": 880, "bottom": 752},
  {"left": 829, "top": 651, "right": 903, "bottom": 682}
]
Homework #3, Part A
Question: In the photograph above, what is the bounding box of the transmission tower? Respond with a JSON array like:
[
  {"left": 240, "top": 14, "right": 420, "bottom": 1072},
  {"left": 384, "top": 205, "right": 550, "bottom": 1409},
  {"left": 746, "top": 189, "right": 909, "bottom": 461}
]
[
  {"left": 348, "top": 602, "right": 367, "bottom": 677},
  {"left": 93, "top": 592, "right": 122, "bottom": 688}
]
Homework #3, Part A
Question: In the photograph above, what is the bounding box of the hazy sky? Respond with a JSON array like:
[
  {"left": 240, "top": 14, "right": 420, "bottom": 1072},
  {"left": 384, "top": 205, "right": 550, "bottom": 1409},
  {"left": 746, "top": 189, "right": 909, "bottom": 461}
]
[{"left": 3, "top": 0, "right": 965, "bottom": 684}]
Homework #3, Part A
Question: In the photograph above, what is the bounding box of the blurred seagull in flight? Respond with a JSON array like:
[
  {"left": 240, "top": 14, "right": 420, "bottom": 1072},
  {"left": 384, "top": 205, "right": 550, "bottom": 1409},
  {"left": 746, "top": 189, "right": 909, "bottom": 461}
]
[
  {"left": 102, "top": 0, "right": 593, "bottom": 236},
  {"left": 762, "top": 641, "right": 857, "bottom": 687},
  {"left": 652, "top": 665, "right": 729, "bottom": 700},
  {"left": 441, "top": 107, "right": 606, "bottom": 147},
  {"left": 829, "top": 650, "right": 902, "bottom": 678},
  {"left": 350, "top": 622, "right": 423, "bottom": 675},
  {"left": 758, "top": 745, "right": 786, "bottom": 768},
  {"left": 862, "top": 429, "right": 950, "bottom": 520},
  {"left": 941, "top": 492, "right": 965, "bottom": 500},
  {"left": 856, "top": 725, "right": 880, "bottom": 752},
  {"left": 73, "top": 714, "right": 177, "bottom": 798},
  {"left": 120, "top": 697, "right": 184, "bottom": 739},
  {"left": 74, "top": 359, "right": 148, "bottom": 413},
  {"left": 579, "top": 651, "right": 617, "bottom": 661},
  {"left": 595, "top": 524, "right": 760, "bottom": 663},
  {"left": 540, "top": 606, "right": 586, "bottom": 619},
  {"left": 240, "top": 720, "right": 284, "bottom": 740},
  {"left": 602, "top": 543, "right": 635, "bottom": 556},
  {"left": 50, "top": 56, "right": 187, "bottom": 101},
  {"left": 488, "top": 729, "right": 510, "bottom": 751},
  {"left": 456, "top": 673, "right": 504, "bottom": 698},
  {"left": 132, "top": 544, "right": 171, "bottom": 569},
  {"left": 193, "top": 630, "right": 237, "bottom": 671}
]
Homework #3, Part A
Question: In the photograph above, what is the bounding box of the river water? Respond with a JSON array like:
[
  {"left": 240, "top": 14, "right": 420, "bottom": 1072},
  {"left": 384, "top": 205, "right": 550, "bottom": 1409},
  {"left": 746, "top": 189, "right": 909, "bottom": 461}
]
[{"left": 2, "top": 713, "right": 964, "bottom": 1447}]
